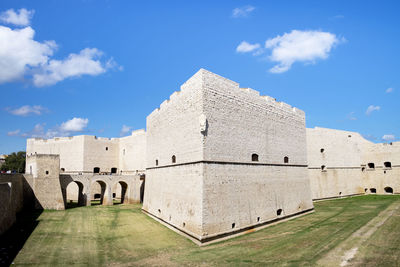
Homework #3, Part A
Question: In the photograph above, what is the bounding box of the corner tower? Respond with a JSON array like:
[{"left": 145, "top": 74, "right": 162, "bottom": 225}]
[{"left": 143, "top": 69, "right": 313, "bottom": 243}]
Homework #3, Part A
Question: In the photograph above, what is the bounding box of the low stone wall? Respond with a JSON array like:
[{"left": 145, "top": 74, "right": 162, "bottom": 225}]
[{"left": 0, "top": 174, "right": 24, "bottom": 235}]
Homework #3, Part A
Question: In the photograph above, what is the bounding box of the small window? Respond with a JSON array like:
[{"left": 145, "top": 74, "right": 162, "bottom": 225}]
[
  {"left": 252, "top": 154, "right": 259, "bottom": 162},
  {"left": 368, "top": 163, "right": 375, "bottom": 169},
  {"left": 93, "top": 167, "right": 100, "bottom": 173},
  {"left": 364, "top": 188, "right": 368, "bottom": 193},
  {"left": 112, "top": 193, "right": 116, "bottom": 198},
  {"left": 61, "top": 168, "right": 65, "bottom": 172},
  {"left": 321, "top": 165, "right": 326, "bottom": 171},
  {"left": 277, "top": 209, "right": 283, "bottom": 216},
  {"left": 94, "top": 193, "right": 101, "bottom": 199},
  {"left": 361, "top": 167, "right": 365, "bottom": 172},
  {"left": 155, "top": 160, "right": 158, "bottom": 166},
  {"left": 320, "top": 148, "right": 324, "bottom": 153},
  {"left": 284, "top": 156, "right": 289, "bottom": 163},
  {"left": 45, "top": 170, "right": 49, "bottom": 175},
  {"left": 105, "top": 147, "right": 108, "bottom": 151},
  {"left": 111, "top": 167, "right": 117, "bottom": 174},
  {"left": 172, "top": 155, "right": 176, "bottom": 163},
  {"left": 348, "top": 135, "right": 352, "bottom": 138},
  {"left": 384, "top": 162, "right": 391, "bottom": 168},
  {"left": 257, "top": 217, "right": 260, "bottom": 222},
  {"left": 232, "top": 223, "right": 235, "bottom": 228},
  {"left": 370, "top": 188, "right": 376, "bottom": 194}
]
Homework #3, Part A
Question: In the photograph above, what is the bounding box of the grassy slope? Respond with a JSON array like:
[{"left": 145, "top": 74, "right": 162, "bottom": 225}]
[{"left": 12, "top": 195, "right": 400, "bottom": 266}]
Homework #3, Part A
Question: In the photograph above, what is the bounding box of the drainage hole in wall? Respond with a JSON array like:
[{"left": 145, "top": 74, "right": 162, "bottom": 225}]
[{"left": 277, "top": 209, "right": 283, "bottom": 216}]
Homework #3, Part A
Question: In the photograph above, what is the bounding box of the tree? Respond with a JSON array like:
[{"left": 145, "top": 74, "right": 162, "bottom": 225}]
[{"left": 0, "top": 151, "right": 26, "bottom": 173}]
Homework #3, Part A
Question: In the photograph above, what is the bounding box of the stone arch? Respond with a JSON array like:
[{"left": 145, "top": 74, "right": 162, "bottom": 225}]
[
  {"left": 112, "top": 181, "right": 129, "bottom": 204},
  {"left": 384, "top": 187, "right": 393, "bottom": 194},
  {"left": 91, "top": 180, "right": 109, "bottom": 205},
  {"left": 65, "top": 181, "right": 85, "bottom": 208}
]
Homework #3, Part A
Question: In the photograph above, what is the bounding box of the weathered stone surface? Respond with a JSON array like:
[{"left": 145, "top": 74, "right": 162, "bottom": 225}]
[
  {"left": 307, "top": 127, "right": 400, "bottom": 199},
  {"left": 26, "top": 130, "right": 146, "bottom": 175},
  {"left": 143, "top": 69, "right": 313, "bottom": 242},
  {"left": 26, "top": 154, "right": 64, "bottom": 210},
  {"left": 0, "top": 174, "right": 24, "bottom": 235}
]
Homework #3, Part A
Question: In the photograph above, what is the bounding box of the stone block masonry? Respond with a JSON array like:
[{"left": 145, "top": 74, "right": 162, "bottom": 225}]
[
  {"left": 143, "top": 69, "right": 314, "bottom": 242},
  {"left": 26, "top": 154, "right": 65, "bottom": 210}
]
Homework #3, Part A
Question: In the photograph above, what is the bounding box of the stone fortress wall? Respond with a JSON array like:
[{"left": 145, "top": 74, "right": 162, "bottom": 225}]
[
  {"left": 0, "top": 153, "right": 143, "bottom": 235},
  {"left": 143, "top": 69, "right": 314, "bottom": 243},
  {"left": 0, "top": 174, "right": 27, "bottom": 235},
  {"left": 307, "top": 127, "right": 400, "bottom": 200},
  {"left": 19, "top": 69, "right": 399, "bottom": 244},
  {"left": 362, "top": 141, "right": 400, "bottom": 194},
  {"left": 26, "top": 129, "right": 146, "bottom": 175}
]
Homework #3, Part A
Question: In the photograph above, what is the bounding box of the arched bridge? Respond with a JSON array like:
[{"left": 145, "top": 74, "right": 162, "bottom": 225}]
[{"left": 59, "top": 174, "right": 145, "bottom": 207}]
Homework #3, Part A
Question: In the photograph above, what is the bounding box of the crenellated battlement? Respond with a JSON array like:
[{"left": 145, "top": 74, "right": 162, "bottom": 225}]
[
  {"left": 148, "top": 68, "right": 305, "bottom": 117},
  {"left": 27, "top": 136, "right": 80, "bottom": 143}
]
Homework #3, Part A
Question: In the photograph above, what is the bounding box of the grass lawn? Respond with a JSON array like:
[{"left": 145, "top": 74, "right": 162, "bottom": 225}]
[{"left": 10, "top": 195, "right": 400, "bottom": 266}]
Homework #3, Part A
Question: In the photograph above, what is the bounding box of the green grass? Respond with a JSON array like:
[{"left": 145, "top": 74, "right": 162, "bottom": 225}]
[{"left": 11, "top": 195, "right": 400, "bottom": 266}]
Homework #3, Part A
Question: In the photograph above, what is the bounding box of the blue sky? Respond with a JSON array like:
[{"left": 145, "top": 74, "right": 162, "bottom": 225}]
[{"left": 0, "top": 0, "right": 399, "bottom": 154}]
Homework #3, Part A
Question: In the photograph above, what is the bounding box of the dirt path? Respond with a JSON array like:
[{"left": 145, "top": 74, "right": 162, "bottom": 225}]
[{"left": 316, "top": 200, "right": 400, "bottom": 267}]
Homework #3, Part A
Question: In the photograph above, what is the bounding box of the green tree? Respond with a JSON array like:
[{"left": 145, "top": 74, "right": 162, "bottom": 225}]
[{"left": 1, "top": 151, "right": 26, "bottom": 173}]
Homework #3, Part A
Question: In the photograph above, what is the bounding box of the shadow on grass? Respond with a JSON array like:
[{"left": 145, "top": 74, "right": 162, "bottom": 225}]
[
  {"left": 0, "top": 209, "right": 42, "bottom": 266},
  {"left": 90, "top": 199, "right": 123, "bottom": 206},
  {"left": 66, "top": 201, "right": 80, "bottom": 209}
]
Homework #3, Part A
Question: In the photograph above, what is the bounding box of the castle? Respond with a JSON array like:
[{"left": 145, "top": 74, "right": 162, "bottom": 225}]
[{"left": 2, "top": 69, "right": 398, "bottom": 244}]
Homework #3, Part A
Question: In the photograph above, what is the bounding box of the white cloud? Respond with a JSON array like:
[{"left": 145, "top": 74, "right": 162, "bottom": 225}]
[
  {"left": 386, "top": 87, "right": 393, "bottom": 93},
  {"left": 33, "top": 48, "right": 110, "bottom": 87},
  {"left": 347, "top": 112, "right": 357, "bottom": 121},
  {"left": 15, "top": 117, "right": 89, "bottom": 139},
  {"left": 0, "top": 26, "right": 56, "bottom": 84},
  {"left": 7, "top": 129, "right": 20, "bottom": 136},
  {"left": 366, "top": 105, "right": 380, "bottom": 115},
  {"left": 60, "top": 117, "right": 89, "bottom": 132},
  {"left": 382, "top": 134, "right": 395, "bottom": 141},
  {"left": 0, "top": 12, "right": 119, "bottom": 87},
  {"left": 0, "top": 8, "right": 34, "bottom": 26},
  {"left": 120, "top": 125, "right": 132, "bottom": 136},
  {"left": 232, "top": 6, "right": 255, "bottom": 18},
  {"left": 332, "top": 15, "right": 344, "bottom": 20},
  {"left": 6, "top": 105, "right": 47, "bottom": 116},
  {"left": 265, "top": 30, "right": 341, "bottom": 73},
  {"left": 236, "top": 41, "right": 261, "bottom": 53}
]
